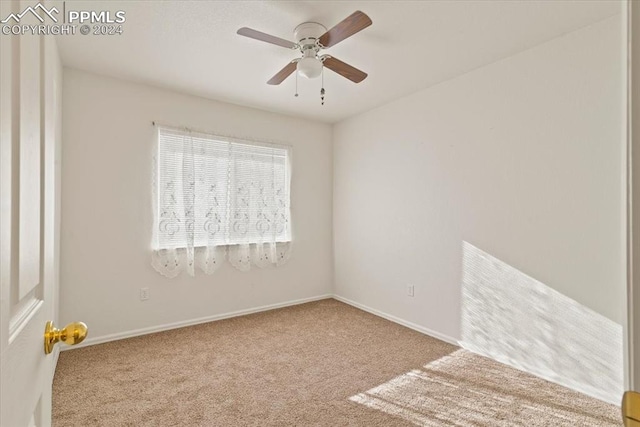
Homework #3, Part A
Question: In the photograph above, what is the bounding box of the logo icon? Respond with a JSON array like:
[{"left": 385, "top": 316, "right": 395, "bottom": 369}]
[{"left": 1, "top": 3, "right": 59, "bottom": 24}]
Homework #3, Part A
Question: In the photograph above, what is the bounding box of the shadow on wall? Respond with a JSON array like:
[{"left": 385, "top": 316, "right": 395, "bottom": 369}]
[
  {"left": 349, "top": 349, "right": 621, "bottom": 426},
  {"left": 460, "top": 241, "right": 623, "bottom": 404}
]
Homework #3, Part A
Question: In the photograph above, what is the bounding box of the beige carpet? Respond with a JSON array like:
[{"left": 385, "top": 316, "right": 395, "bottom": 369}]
[{"left": 53, "top": 299, "right": 621, "bottom": 426}]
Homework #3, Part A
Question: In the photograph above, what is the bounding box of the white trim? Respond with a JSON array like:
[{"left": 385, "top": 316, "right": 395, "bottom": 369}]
[
  {"left": 332, "top": 294, "right": 460, "bottom": 346},
  {"left": 629, "top": 0, "right": 640, "bottom": 391},
  {"left": 61, "top": 294, "right": 333, "bottom": 350},
  {"left": 626, "top": 0, "right": 633, "bottom": 392},
  {"left": 61, "top": 294, "right": 460, "bottom": 351},
  {"left": 51, "top": 346, "right": 60, "bottom": 377}
]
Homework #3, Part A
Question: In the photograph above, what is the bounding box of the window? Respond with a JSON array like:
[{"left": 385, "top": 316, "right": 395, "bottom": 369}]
[{"left": 154, "top": 126, "right": 291, "bottom": 251}]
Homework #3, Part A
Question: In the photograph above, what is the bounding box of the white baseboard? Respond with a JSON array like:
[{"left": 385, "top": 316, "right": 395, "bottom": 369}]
[
  {"left": 332, "top": 294, "right": 460, "bottom": 346},
  {"left": 62, "top": 294, "right": 333, "bottom": 351},
  {"left": 61, "top": 293, "right": 458, "bottom": 351}
]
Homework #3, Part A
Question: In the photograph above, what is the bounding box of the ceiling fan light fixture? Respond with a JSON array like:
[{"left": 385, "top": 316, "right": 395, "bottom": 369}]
[{"left": 297, "top": 57, "right": 322, "bottom": 79}]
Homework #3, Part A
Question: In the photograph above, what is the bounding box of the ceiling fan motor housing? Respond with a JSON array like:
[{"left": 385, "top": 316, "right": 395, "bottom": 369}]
[{"left": 294, "top": 22, "right": 327, "bottom": 49}]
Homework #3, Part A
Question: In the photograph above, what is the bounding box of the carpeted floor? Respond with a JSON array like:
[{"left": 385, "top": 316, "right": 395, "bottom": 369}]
[{"left": 53, "top": 299, "right": 622, "bottom": 426}]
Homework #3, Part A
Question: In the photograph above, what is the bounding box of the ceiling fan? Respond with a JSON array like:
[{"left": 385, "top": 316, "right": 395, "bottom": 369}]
[{"left": 237, "top": 11, "right": 372, "bottom": 86}]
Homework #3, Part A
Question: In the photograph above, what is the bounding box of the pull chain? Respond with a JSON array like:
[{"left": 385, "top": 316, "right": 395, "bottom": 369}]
[
  {"left": 320, "top": 67, "right": 325, "bottom": 105},
  {"left": 295, "top": 71, "right": 299, "bottom": 97}
]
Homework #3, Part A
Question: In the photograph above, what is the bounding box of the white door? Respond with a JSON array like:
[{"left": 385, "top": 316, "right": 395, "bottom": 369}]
[{"left": 0, "top": 0, "right": 62, "bottom": 425}]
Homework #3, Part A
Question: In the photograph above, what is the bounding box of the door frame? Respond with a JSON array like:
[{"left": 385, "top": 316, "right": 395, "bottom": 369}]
[{"left": 628, "top": 0, "right": 639, "bottom": 392}]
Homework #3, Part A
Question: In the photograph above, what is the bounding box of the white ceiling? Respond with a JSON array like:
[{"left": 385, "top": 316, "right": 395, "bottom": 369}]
[{"left": 55, "top": 1, "right": 621, "bottom": 123}]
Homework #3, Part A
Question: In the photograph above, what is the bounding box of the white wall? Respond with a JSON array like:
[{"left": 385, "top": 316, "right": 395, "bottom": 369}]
[
  {"left": 333, "top": 16, "right": 625, "bottom": 401},
  {"left": 60, "top": 69, "right": 333, "bottom": 341}
]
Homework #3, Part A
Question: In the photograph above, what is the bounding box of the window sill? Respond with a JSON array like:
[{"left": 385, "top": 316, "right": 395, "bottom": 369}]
[{"left": 154, "top": 240, "right": 292, "bottom": 251}]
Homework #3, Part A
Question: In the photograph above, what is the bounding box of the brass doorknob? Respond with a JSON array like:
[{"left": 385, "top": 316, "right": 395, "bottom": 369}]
[
  {"left": 623, "top": 391, "right": 640, "bottom": 426},
  {"left": 44, "top": 321, "right": 88, "bottom": 354}
]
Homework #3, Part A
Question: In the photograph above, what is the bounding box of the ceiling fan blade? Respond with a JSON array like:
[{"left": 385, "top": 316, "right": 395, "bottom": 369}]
[
  {"left": 267, "top": 61, "right": 297, "bottom": 85},
  {"left": 323, "top": 57, "right": 367, "bottom": 83},
  {"left": 237, "top": 27, "right": 297, "bottom": 49},
  {"left": 318, "top": 11, "right": 372, "bottom": 48}
]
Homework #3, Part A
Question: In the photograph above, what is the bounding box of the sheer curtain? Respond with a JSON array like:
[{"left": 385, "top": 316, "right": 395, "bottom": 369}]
[{"left": 151, "top": 126, "right": 292, "bottom": 278}]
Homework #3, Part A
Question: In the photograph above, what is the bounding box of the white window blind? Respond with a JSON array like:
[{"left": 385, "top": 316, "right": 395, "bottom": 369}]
[{"left": 152, "top": 126, "right": 292, "bottom": 277}]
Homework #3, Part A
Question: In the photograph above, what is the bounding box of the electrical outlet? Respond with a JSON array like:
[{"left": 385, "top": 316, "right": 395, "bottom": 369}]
[
  {"left": 407, "top": 284, "right": 415, "bottom": 297},
  {"left": 140, "top": 287, "right": 150, "bottom": 301}
]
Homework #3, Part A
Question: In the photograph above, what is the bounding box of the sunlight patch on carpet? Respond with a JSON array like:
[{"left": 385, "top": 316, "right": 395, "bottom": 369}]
[{"left": 350, "top": 349, "right": 621, "bottom": 427}]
